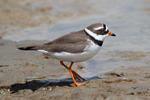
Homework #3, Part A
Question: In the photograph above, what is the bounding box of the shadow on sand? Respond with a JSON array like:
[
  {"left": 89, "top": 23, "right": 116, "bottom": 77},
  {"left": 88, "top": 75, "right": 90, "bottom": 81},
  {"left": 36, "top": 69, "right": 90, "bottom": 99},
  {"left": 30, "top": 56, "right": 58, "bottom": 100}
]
[
  {"left": 7, "top": 76, "right": 102, "bottom": 93},
  {"left": 0, "top": 76, "right": 102, "bottom": 93}
]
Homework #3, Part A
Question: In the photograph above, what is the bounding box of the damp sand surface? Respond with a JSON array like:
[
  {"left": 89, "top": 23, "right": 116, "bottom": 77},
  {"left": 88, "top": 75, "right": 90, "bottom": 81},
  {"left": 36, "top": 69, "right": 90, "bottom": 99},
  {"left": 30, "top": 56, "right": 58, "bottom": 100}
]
[
  {"left": 0, "top": 39, "right": 150, "bottom": 100},
  {"left": 1, "top": 0, "right": 150, "bottom": 100}
]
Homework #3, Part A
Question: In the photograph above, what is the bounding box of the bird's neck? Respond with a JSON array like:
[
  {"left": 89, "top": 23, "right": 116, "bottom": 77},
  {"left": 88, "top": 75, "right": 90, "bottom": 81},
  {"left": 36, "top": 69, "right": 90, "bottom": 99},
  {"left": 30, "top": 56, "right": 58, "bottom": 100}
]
[{"left": 84, "top": 28, "right": 103, "bottom": 46}]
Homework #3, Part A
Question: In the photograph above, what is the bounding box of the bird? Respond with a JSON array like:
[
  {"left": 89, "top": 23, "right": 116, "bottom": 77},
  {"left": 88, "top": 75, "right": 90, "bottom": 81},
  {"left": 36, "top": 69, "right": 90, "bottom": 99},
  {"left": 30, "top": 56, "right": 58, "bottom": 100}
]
[{"left": 18, "top": 23, "right": 116, "bottom": 87}]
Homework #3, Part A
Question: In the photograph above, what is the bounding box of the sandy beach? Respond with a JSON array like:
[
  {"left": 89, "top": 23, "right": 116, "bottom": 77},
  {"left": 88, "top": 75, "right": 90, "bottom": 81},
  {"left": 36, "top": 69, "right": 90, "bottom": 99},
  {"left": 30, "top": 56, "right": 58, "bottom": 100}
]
[
  {"left": 0, "top": 39, "right": 150, "bottom": 100},
  {"left": 0, "top": 0, "right": 150, "bottom": 100}
]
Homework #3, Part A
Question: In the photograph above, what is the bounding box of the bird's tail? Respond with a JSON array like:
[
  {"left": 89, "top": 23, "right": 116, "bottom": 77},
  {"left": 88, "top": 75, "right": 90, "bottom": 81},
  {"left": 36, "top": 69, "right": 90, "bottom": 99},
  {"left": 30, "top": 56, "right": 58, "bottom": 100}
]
[{"left": 18, "top": 45, "right": 39, "bottom": 51}]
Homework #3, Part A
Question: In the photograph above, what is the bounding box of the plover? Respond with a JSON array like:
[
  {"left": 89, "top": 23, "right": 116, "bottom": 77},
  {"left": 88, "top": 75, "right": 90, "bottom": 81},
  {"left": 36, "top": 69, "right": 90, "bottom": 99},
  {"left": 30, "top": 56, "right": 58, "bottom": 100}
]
[{"left": 18, "top": 23, "right": 116, "bottom": 86}]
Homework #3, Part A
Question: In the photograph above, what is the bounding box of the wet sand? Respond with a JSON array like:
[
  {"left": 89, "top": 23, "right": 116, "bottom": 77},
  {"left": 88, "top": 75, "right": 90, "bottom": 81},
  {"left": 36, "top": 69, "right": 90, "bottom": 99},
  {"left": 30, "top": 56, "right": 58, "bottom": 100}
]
[
  {"left": 1, "top": 0, "right": 150, "bottom": 100},
  {"left": 0, "top": 39, "right": 150, "bottom": 100}
]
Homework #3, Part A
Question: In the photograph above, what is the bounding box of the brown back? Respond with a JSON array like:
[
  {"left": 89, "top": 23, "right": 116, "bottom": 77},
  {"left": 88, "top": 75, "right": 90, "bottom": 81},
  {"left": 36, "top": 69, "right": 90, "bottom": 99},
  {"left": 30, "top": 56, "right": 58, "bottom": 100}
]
[{"left": 41, "top": 30, "right": 89, "bottom": 53}]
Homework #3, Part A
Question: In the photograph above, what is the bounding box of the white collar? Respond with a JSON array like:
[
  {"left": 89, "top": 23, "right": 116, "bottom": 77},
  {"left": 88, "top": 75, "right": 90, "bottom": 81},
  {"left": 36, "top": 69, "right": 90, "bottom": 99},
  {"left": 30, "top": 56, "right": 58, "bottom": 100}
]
[{"left": 84, "top": 28, "right": 108, "bottom": 41}]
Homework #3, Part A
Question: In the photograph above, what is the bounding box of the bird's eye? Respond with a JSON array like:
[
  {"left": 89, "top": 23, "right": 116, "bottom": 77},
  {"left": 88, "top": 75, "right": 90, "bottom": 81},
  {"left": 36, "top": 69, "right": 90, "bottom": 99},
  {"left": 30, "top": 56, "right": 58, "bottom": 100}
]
[{"left": 105, "top": 30, "right": 109, "bottom": 33}]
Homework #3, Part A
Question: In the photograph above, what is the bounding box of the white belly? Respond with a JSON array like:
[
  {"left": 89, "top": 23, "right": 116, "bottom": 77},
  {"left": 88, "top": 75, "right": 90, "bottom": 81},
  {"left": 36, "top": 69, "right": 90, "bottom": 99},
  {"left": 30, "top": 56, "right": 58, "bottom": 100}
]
[{"left": 50, "top": 40, "right": 101, "bottom": 62}]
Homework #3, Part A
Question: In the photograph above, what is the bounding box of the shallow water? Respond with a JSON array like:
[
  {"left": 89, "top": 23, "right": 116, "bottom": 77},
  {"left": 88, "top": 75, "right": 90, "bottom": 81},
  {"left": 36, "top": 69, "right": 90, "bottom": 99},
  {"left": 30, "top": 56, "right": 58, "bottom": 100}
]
[{"left": 3, "top": 0, "right": 150, "bottom": 77}]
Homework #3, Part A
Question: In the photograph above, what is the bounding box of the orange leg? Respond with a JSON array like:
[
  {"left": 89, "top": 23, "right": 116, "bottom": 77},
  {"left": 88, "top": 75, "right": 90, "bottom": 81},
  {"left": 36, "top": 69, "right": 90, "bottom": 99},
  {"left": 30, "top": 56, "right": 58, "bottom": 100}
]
[
  {"left": 60, "top": 61, "right": 87, "bottom": 86},
  {"left": 60, "top": 61, "right": 85, "bottom": 81},
  {"left": 72, "top": 70, "right": 86, "bottom": 81}
]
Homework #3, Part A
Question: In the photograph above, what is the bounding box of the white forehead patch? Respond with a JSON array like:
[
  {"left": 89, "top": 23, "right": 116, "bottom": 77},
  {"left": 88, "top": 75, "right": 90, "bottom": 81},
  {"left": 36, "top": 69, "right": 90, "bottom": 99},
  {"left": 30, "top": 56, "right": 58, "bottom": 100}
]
[
  {"left": 94, "top": 26, "right": 104, "bottom": 31},
  {"left": 105, "top": 25, "right": 108, "bottom": 31}
]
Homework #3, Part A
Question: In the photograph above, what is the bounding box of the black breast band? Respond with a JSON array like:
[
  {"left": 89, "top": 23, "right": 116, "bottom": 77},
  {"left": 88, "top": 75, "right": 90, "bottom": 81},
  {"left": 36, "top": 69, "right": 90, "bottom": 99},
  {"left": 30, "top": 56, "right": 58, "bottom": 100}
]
[{"left": 84, "top": 30, "right": 103, "bottom": 46}]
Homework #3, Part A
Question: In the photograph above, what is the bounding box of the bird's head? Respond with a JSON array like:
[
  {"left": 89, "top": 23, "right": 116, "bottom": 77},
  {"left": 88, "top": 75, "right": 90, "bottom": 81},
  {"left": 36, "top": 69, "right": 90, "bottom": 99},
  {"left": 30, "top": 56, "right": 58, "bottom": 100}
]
[{"left": 85, "top": 23, "right": 116, "bottom": 41}]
